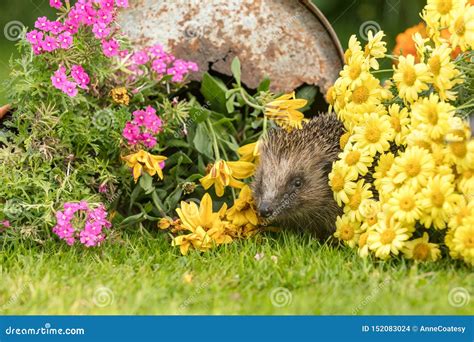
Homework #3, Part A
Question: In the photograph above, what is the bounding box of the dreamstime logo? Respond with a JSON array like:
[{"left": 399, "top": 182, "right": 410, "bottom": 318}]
[
  {"left": 183, "top": 21, "right": 208, "bottom": 39},
  {"left": 260, "top": 191, "right": 298, "bottom": 227},
  {"left": 4, "top": 21, "right": 24, "bottom": 42},
  {"left": 352, "top": 278, "right": 391, "bottom": 314},
  {"left": 92, "top": 109, "right": 116, "bottom": 131},
  {"left": 270, "top": 287, "right": 292, "bottom": 308},
  {"left": 359, "top": 21, "right": 381, "bottom": 41},
  {"left": 448, "top": 287, "right": 470, "bottom": 308},
  {"left": 92, "top": 286, "right": 114, "bottom": 308}
]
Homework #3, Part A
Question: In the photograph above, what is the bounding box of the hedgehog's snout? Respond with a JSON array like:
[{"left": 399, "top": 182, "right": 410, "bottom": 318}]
[{"left": 258, "top": 201, "right": 274, "bottom": 218}]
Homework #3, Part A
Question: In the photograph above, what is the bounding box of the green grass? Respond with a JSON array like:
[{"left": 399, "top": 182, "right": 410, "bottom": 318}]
[{"left": 0, "top": 230, "right": 472, "bottom": 315}]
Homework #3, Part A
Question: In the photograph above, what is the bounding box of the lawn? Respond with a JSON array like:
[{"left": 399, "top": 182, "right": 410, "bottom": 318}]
[{"left": 0, "top": 230, "right": 472, "bottom": 315}]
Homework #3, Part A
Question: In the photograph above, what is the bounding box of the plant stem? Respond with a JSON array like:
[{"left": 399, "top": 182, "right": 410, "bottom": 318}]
[
  {"left": 239, "top": 88, "right": 264, "bottom": 111},
  {"left": 372, "top": 69, "right": 393, "bottom": 74},
  {"left": 207, "top": 119, "right": 221, "bottom": 160}
]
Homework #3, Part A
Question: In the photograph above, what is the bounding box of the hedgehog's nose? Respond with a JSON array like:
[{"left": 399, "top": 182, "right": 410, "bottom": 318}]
[{"left": 259, "top": 202, "right": 274, "bottom": 218}]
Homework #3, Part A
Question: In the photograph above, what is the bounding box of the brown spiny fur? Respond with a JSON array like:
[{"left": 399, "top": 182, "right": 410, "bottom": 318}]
[{"left": 252, "top": 112, "right": 344, "bottom": 239}]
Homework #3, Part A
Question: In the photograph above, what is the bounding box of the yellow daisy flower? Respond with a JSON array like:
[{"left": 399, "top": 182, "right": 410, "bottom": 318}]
[
  {"left": 329, "top": 161, "right": 359, "bottom": 206},
  {"left": 226, "top": 185, "right": 259, "bottom": 226},
  {"left": 339, "top": 129, "right": 353, "bottom": 150},
  {"left": 363, "top": 30, "right": 387, "bottom": 70},
  {"left": 345, "top": 74, "right": 383, "bottom": 114},
  {"left": 445, "top": 227, "right": 462, "bottom": 259},
  {"left": 411, "top": 94, "right": 455, "bottom": 140},
  {"left": 424, "top": 0, "right": 466, "bottom": 27},
  {"left": 357, "top": 231, "right": 371, "bottom": 258},
  {"left": 339, "top": 51, "right": 371, "bottom": 88},
  {"left": 343, "top": 180, "right": 374, "bottom": 222},
  {"left": 387, "top": 104, "right": 410, "bottom": 145},
  {"left": 403, "top": 232, "right": 441, "bottom": 262},
  {"left": 393, "top": 54, "right": 431, "bottom": 103},
  {"left": 367, "top": 218, "right": 410, "bottom": 259},
  {"left": 264, "top": 92, "right": 308, "bottom": 130},
  {"left": 200, "top": 160, "right": 255, "bottom": 197},
  {"left": 452, "top": 218, "right": 474, "bottom": 265},
  {"left": 449, "top": 5, "right": 474, "bottom": 51},
  {"left": 344, "top": 34, "right": 363, "bottom": 64},
  {"left": 238, "top": 141, "right": 260, "bottom": 164},
  {"left": 386, "top": 186, "right": 424, "bottom": 224},
  {"left": 121, "top": 150, "right": 167, "bottom": 183},
  {"left": 360, "top": 199, "right": 381, "bottom": 230},
  {"left": 446, "top": 137, "right": 474, "bottom": 172},
  {"left": 448, "top": 195, "right": 474, "bottom": 229},
  {"left": 352, "top": 112, "right": 394, "bottom": 156},
  {"left": 373, "top": 152, "right": 396, "bottom": 191},
  {"left": 420, "top": 174, "right": 458, "bottom": 229},
  {"left": 390, "top": 146, "right": 435, "bottom": 189},
  {"left": 334, "top": 215, "right": 361, "bottom": 248},
  {"left": 427, "top": 44, "right": 463, "bottom": 101},
  {"left": 338, "top": 142, "right": 374, "bottom": 176}
]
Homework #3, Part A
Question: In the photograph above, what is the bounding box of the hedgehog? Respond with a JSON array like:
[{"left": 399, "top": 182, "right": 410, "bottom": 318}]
[{"left": 252, "top": 112, "right": 344, "bottom": 239}]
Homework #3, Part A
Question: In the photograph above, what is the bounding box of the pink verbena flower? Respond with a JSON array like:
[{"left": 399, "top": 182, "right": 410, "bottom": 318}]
[
  {"left": 140, "top": 132, "right": 157, "bottom": 149},
  {"left": 115, "top": 0, "right": 129, "bottom": 8},
  {"left": 102, "top": 38, "right": 120, "bottom": 57},
  {"left": 132, "top": 50, "right": 150, "bottom": 65},
  {"left": 57, "top": 31, "right": 73, "bottom": 49},
  {"left": 49, "top": 20, "right": 65, "bottom": 35},
  {"left": 41, "top": 36, "right": 60, "bottom": 52},
  {"left": 53, "top": 202, "right": 111, "bottom": 247},
  {"left": 71, "top": 64, "right": 90, "bottom": 89},
  {"left": 92, "top": 22, "right": 110, "bottom": 39},
  {"left": 35, "top": 17, "right": 51, "bottom": 31},
  {"left": 1, "top": 220, "right": 10, "bottom": 228},
  {"left": 51, "top": 66, "right": 68, "bottom": 90},
  {"left": 50, "top": 0, "right": 63, "bottom": 9},
  {"left": 26, "top": 30, "right": 44, "bottom": 45},
  {"left": 122, "top": 122, "right": 140, "bottom": 145}
]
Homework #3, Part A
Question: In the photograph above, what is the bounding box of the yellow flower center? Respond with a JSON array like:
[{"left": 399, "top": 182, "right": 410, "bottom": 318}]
[
  {"left": 340, "top": 132, "right": 351, "bottom": 149},
  {"left": 403, "top": 66, "right": 417, "bottom": 86},
  {"left": 367, "top": 215, "right": 378, "bottom": 226},
  {"left": 331, "top": 173, "right": 345, "bottom": 192},
  {"left": 390, "top": 116, "right": 401, "bottom": 132},
  {"left": 414, "top": 140, "right": 432, "bottom": 151},
  {"left": 431, "top": 188, "right": 445, "bottom": 207},
  {"left": 345, "top": 151, "right": 361, "bottom": 165},
  {"left": 364, "top": 124, "right": 381, "bottom": 143},
  {"left": 450, "top": 141, "right": 467, "bottom": 158},
  {"left": 326, "top": 86, "right": 336, "bottom": 105},
  {"left": 380, "top": 228, "right": 396, "bottom": 244},
  {"left": 340, "top": 224, "right": 355, "bottom": 241},
  {"left": 413, "top": 243, "right": 430, "bottom": 261},
  {"left": 349, "top": 191, "right": 362, "bottom": 210},
  {"left": 405, "top": 159, "right": 421, "bottom": 177},
  {"left": 400, "top": 196, "right": 415, "bottom": 211},
  {"left": 464, "top": 235, "right": 474, "bottom": 248},
  {"left": 352, "top": 85, "right": 369, "bottom": 104},
  {"left": 428, "top": 55, "right": 441, "bottom": 75},
  {"left": 359, "top": 232, "right": 368, "bottom": 247},
  {"left": 427, "top": 105, "right": 439, "bottom": 125},
  {"left": 456, "top": 207, "right": 469, "bottom": 225},
  {"left": 454, "top": 17, "right": 466, "bottom": 36},
  {"left": 436, "top": 0, "right": 452, "bottom": 14},
  {"left": 349, "top": 64, "right": 362, "bottom": 80}
]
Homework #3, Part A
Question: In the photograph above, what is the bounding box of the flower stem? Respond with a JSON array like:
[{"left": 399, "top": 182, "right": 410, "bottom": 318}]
[
  {"left": 207, "top": 119, "right": 221, "bottom": 160},
  {"left": 239, "top": 88, "right": 264, "bottom": 111}
]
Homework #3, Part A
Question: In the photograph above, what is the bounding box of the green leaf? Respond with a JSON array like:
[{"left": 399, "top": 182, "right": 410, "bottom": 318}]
[
  {"left": 200, "top": 72, "right": 228, "bottom": 113},
  {"left": 226, "top": 94, "right": 236, "bottom": 113},
  {"left": 139, "top": 173, "right": 154, "bottom": 194},
  {"left": 257, "top": 77, "right": 271, "bottom": 92},
  {"left": 166, "top": 139, "right": 190, "bottom": 148},
  {"left": 120, "top": 212, "right": 145, "bottom": 226},
  {"left": 231, "top": 57, "right": 241, "bottom": 85},
  {"left": 193, "top": 123, "right": 213, "bottom": 159},
  {"left": 296, "top": 85, "right": 318, "bottom": 112},
  {"left": 164, "top": 187, "right": 184, "bottom": 212},
  {"left": 189, "top": 105, "right": 210, "bottom": 123}
]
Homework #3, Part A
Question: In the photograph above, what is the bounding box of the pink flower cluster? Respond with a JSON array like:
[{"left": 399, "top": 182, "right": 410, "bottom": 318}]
[
  {"left": 128, "top": 44, "right": 199, "bottom": 83},
  {"left": 1, "top": 220, "right": 10, "bottom": 228},
  {"left": 26, "top": 0, "right": 129, "bottom": 57},
  {"left": 51, "top": 65, "right": 90, "bottom": 97},
  {"left": 122, "top": 106, "right": 163, "bottom": 148},
  {"left": 53, "top": 201, "right": 111, "bottom": 247}
]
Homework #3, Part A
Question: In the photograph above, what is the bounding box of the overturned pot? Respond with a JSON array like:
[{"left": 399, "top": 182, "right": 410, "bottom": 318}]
[{"left": 119, "top": 0, "right": 344, "bottom": 95}]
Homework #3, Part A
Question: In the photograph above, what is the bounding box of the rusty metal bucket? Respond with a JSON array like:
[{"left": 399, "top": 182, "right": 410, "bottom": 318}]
[{"left": 119, "top": 0, "right": 344, "bottom": 95}]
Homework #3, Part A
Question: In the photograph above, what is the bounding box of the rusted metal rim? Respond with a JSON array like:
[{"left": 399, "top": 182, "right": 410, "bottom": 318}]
[{"left": 299, "top": 0, "right": 345, "bottom": 64}]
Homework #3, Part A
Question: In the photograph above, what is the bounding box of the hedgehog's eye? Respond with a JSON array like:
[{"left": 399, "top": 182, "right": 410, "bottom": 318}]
[{"left": 293, "top": 178, "right": 303, "bottom": 188}]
